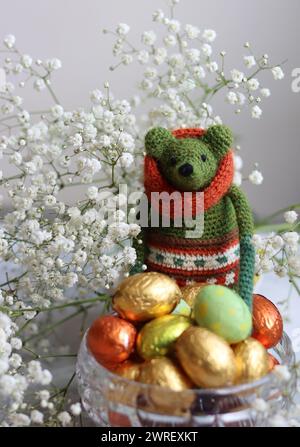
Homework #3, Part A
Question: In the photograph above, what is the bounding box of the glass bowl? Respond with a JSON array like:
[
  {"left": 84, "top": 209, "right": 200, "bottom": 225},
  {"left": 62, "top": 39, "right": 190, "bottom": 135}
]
[{"left": 76, "top": 330, "right": 296, "bottom": 427}]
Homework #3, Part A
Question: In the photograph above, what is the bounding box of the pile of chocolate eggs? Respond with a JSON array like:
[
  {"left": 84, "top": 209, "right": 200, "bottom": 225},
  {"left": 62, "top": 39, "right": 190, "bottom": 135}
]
[{"left": 87, "top": 272, "right": 283, "bottom": 392}]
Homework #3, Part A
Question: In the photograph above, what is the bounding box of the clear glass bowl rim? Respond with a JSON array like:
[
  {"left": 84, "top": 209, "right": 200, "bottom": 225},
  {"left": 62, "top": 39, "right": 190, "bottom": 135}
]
[{"left": 79, "top": 330, "right": 295, "bottom": 398}]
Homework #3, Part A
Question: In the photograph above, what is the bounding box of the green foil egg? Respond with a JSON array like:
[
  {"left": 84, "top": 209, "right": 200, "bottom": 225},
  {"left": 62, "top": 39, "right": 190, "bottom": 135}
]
[
  {"left": 137, "top": 315, "right": 192, "bottom": 360},
  {"left": 194, "top": 285, "right": 252, "bottom": 344},
  {"left": 172, "top": 299, "right": 192, "bottom": 318}
]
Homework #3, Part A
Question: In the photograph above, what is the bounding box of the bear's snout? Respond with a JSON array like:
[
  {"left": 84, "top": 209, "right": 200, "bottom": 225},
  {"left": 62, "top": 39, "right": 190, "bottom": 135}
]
[{"left": 179, "top": 163, "right": 193, "bottom": 177}]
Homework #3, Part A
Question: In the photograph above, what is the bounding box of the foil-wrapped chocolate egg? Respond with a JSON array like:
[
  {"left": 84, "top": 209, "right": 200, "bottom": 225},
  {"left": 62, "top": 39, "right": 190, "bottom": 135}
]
[
  {"left": 113, "top": 360, "right": 142, "bottom": 381},
  {"left": 113, "top": 272, "right": 181, "bottom": 322},
  {"left": 181, "top": 283, "right": 207, "bottom": 308},
  {"left": 176, "top": 326, "right": 237, "bottom": 388},
  {"left": 139, "top": 357, "right": 193, "bottom": 390},
  {"left": 87, "top": 315, "right": 136, "bottom": 367},
  {"left": 233, "top": 337, "right": 269, "bottom": 383},
  {"left": 137, "top": 314, "right": 192, "bottom": 359},
  {"left": 138, "top": 358, "right": 194, "bottom": 416},
  {"left": 252, "top": 294, "right": 283, "bottom": 349},
  {"left": 194, "top": 285, "right": 252, "bottom": 344}
]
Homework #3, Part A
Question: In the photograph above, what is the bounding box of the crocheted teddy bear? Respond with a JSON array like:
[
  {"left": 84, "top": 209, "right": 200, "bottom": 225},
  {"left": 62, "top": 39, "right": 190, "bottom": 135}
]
[{"left": 132, "top": 125, "right": 255, "bottom": 309}]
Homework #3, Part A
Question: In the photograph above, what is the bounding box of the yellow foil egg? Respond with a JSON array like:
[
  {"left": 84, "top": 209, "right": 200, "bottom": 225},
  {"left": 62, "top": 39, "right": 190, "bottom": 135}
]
[
  {"left": 137, "top": 315, "right": 192, "bottom": 360},
  {"left": 138, "top": 357, "right": 194, "bottom": 416},
  {"left": 181, "top": 283, "right": 207, "bottom": 308},
  {"left": 176, "top": 326, "right": 237, "bottom": 388},
  {"left": 113, "top": 272, "right": 181, "bottom": 322},
  {"left": 233, "top": 337, "right": 269, "bottom": 383}
]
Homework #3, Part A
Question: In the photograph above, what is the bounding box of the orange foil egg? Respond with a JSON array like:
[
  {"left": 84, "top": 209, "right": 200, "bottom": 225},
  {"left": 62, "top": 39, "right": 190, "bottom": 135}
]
[
  {"left": 268, "top": 353, "right": 280, "bottom": 372},
  {"left": 252, "top": 294, "right": 283, "bottom": 349},
  {"left": 87, "top": 315, "right": 137, "bottom": 368}
]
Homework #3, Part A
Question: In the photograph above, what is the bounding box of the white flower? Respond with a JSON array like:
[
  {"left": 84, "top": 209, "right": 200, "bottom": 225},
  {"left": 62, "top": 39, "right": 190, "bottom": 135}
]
[
  {"left": 90, "top": 89, "right": 103, "bottom": 104},
  {"left": 202, "top": 29, "right": 217, "bottom": 43},
  {"left": 46, "top": 58, "right": 62, "bottom": 71},
  {"left": 142, "top": 30, "right": 157, "bottom": 46},
  {"left": 193, "top": 66, "right": 206, "bottom": 79},
  {"left": 122, "top": 54, "right": 133, "bottom": 65},
  {"left": 31, "top": 410, "right": 44, "bottom": 425},
  {"left": 152, "top": 9, "right": 164, "bottom": 23},
  {"left": 70, "top": 403, "right": 82, "bottom": 416},
  {"left": 231, "top": 69, "right": 244, "bottom": 84},
  {"left": 168, "top": 19, "right": 181, "bottom": 33},
  {"left": 57, "top": 411, "right": 72, "bottom": 426},
  {"left": 251, "top": 105, "right": 263, "bottom": 119},
  {"left": 10, "top": 337, "right": 22, "bottom": 350},
  {"left": 4, "top": 34, "right": 16, "bottom": 48},
  {"left": 164, "top": 34, "right": 177, "bottom": 46},
  {"left": 272, "top": 66, "right": 285, "bottom": 80},
  {"left": 249, "top": 169, "right": 264, "bottom": 184},
  {"left": 116, "top": 23, "right": 130, "bottom": 35},
  {"left": 273, "top": 365, "right": 292, "bottom": 382},
  {"left": 51, "top": 104, "right": 64, "bottom": 118},
  {"left": 243, "top": 55, "right": 256, "bottom": 68},
  {"left": 119, "top": 152, "right": 134, "bottom": 168},
  {"left": 260, "top": 88, "right": 271, "bottom": 98},
  {"left": 284, "top": 211, "right": 298, "bottom": 225},
  {"left": 44, "top": 195, "right": 57, "bottom": 207},
  {"left": 247, "top": 78, "right": 260, "bottom": 91},
  {"left": 21, "top": 54, "right": 33, "bottom": 68},
  {"left": 137, "top": 50, "right": 149, "bottom": 64},
  {"left": 185, "top": 24, "right": 200, "bottom": 39},
  {"left": 201, "top": 43, "right": 212, "bottom": 57},
  {"left": 282, "top": 232, "right": 299, "bottom": 246},
  {"left": 34, "top": 79, "right": 46, "bottom": 91},
  {"left": 86, "top": 186, "right": 99, "bottom": 200},
  {"left": 207, "top": 61, "right": 218, "bottom": 72},
  {"left": 226, "top": 91, "right": 238, "bottom": 105}
]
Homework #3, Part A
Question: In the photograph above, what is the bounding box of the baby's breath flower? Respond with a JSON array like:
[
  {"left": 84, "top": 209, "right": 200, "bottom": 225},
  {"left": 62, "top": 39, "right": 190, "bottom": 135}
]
[
  {"left": 272, "top": 66, "right": 285, "bottom": 80},
  {"left": 284, "top": 211, "right": 298, "bottom": 225},
  {"left": 249, "top": 169, "right": 264, "bottom": 184}
]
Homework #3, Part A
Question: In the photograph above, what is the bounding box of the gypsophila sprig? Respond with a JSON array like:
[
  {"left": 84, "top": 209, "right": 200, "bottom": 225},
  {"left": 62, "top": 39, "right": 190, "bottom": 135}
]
[
  {"left": 105, "top": 1, "right": 286, "bottom": 127},
  {"left": 0, "top": 36, "right": 144, "bottom": 426}
]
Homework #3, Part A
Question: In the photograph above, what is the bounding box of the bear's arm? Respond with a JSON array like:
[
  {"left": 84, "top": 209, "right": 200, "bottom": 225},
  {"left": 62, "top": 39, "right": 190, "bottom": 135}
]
[{"left": 228, "top": 185, "right": 255, "bottom": 310}]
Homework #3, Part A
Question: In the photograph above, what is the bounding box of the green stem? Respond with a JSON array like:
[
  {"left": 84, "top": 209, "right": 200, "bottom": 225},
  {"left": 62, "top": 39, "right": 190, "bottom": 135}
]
[
  {"left": 23, "top": 305, "right": 91, "bottom": 344},
  {"left": 255, "top": 203, "right": 300, "bottom": 227},
  {"left": 1, "top": 294, "right": 110, "bottom": 316}
]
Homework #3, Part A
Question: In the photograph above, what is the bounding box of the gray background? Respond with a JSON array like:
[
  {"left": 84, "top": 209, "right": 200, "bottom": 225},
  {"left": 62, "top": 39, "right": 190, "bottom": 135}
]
[{"left": 1, "top": 0, "right": 299, "bottom": 218}]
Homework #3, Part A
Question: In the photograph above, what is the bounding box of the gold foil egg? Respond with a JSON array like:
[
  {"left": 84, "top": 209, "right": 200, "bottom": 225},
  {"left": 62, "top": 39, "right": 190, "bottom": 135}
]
[
  {"left": 176, "top": 326, "right": 237, "bottom": 388},
  {"left": 181, "top": 283, "right": 207, "bottom": 308},
  {"left": 138, "top": 357, "right": 193, "bottom": 391},
  {"left": 113, "top": 272, "right": 181, "bottom": 322},
  {"left": 138, "top": 358, "right": 194, "bottom": 416},
  {"left": 113, "top": 360, "right": 142, "bottom": 381},
  {"left": 137, "top": 314, "right": 192, "bottom": 360},
  {"left": 233, "top": 337, "right": 269, "bottom": 383}
]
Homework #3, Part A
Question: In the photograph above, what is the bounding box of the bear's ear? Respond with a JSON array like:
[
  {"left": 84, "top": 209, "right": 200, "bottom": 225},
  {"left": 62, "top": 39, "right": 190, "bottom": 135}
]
[
  {"left": 145, "top": 127, "right": 175, "bottom": 159},
  {"left": 202, "top": 125, "right": 233, "bottom": 158}
]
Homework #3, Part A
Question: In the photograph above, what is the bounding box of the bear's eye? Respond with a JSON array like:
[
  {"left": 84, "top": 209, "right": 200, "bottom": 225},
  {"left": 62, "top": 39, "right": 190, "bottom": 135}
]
[
  {"left": 201, "top": 154, "right": 207, "bottom": 162},
  {"left": 170, "top": 157, "right": 177, "bottom": 166}
]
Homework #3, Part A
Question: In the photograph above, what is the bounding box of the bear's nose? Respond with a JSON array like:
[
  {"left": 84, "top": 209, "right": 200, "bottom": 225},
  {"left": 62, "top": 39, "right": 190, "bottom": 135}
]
[{"left": 179, "top": 163, "right": 193, "bottom": 177}]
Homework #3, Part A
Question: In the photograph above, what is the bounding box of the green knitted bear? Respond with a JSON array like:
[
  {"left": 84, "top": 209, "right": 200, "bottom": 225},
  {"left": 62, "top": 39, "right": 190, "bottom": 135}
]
[{"left": 132, "top": 125, "right": 255, "bottom": 309}]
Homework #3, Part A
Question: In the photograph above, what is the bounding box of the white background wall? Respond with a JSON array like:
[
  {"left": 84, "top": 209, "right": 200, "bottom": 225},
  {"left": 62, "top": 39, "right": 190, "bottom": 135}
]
[{"left": 1, "top": 0, "right": 300, "bottom": 218}]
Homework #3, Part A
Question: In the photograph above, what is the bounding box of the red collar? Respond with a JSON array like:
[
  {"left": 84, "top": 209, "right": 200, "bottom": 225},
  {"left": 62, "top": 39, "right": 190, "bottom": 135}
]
[{"left": 144, "top": 128, "right": 234, "bottom": 219}]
